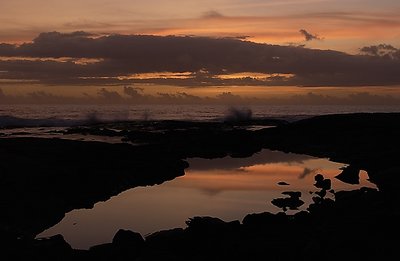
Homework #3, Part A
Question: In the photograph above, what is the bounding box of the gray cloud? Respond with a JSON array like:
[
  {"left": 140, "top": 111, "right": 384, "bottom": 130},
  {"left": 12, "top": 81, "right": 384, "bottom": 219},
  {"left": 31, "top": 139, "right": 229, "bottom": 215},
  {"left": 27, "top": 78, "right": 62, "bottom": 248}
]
[
  {"left": 0, "top": 43, "right": 15, "bottom": 53},
  {"left": 202, "top": 10, "right": 225, "bottom": 19},
  {"left": 0, "top": 32, "right": 400, "bottom": 86},
  {"left": 299, "top": 167, "right": 319, "bottom": 179},
  {"left": 360, "top": 44, "right": 400, "bottom": 60},
  {"left": 299, "top": 29, "right": 321, "bottom": 41}
]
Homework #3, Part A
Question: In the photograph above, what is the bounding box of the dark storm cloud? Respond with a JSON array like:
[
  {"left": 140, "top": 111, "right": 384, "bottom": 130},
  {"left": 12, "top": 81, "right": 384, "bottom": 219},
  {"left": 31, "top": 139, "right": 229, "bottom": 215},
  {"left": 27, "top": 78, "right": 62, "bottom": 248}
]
[
  {"left": 299, "top": 29, "right": 321, "bottom": 41},
  {"left": 1, "top": 32, "right": 400, "bottom": 86},
  {"left": 0, "top": 43, "right": 16, "bottom": 53}
]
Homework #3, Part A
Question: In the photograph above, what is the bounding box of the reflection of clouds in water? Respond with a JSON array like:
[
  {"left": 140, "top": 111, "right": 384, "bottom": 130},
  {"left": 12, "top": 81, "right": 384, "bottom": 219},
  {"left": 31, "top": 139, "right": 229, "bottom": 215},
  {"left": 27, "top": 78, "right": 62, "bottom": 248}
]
[
  {"left": 181, "top": 158, "right": 360, "bottom": 196},
  {"left": 299, "top": 167, "right": 320, "bottom": 179},
  {"left": 199, "top": 188, "right": 224, "bottom": 197},
  {"left": 187, "top": 149, "right": 313, "bottom": 172},
  {"left": 41, "top": 152, "right": 376, "bottom": 249}
]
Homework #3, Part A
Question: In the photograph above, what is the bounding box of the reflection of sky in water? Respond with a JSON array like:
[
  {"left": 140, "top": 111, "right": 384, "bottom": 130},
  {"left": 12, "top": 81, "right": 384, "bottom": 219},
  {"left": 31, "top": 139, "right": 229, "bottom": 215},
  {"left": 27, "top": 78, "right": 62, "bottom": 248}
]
[{"left": 38, "top": 149, "right": 375, "bottom": 249}]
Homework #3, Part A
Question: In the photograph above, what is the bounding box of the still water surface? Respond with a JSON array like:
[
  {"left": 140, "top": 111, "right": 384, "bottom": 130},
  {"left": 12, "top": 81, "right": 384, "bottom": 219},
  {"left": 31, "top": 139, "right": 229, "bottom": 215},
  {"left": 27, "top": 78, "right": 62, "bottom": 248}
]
[{"left": 38, "top": 149, "right": 375, "bottom": 249}]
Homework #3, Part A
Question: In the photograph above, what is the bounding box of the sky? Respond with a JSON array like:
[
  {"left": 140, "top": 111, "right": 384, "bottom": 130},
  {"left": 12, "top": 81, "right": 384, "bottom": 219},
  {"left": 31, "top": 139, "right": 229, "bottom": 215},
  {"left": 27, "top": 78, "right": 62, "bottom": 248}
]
[{"left": 1, "top": 0, "right": 400, "bottom": 104}]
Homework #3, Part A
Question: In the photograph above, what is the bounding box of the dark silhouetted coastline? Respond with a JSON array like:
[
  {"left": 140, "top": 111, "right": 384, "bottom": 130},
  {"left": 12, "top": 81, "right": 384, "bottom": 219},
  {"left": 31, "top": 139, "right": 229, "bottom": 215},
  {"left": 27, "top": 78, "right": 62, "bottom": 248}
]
[{"left": 1, "top": 113, "right": 400, "bottom": 260}]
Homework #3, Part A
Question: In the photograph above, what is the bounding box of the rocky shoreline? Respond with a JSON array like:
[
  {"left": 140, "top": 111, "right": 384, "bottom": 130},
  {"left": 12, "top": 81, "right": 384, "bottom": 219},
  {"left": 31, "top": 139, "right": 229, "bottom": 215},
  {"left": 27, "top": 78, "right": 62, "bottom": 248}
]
[{"left": 1, "top": 113, "right": 400, "bottom": 260}]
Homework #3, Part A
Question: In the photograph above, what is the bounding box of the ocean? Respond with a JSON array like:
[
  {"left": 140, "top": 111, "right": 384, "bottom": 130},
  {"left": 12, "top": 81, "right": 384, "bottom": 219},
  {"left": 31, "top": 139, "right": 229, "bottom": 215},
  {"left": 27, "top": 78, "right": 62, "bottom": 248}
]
[{"left": 1, "top": 104, "right": 400, "bottom": 128}]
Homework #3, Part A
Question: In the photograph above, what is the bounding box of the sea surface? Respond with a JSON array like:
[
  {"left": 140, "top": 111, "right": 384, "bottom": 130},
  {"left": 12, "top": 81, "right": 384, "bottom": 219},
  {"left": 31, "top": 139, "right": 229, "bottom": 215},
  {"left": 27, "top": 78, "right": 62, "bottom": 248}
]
[{"left": 1, "top": 104, "right": 400, "bottom": 127}]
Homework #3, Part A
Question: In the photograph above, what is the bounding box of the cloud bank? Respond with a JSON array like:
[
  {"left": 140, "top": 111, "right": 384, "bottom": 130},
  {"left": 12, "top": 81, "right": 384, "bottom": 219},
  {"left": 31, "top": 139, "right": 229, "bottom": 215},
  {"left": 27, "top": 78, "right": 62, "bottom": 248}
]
[
  {"left": 1, "top": 87, "right": 399, "bottom": 106},
  {"left": 0, "top": 32, "right": 400, "bottom": 86},
  {"left": 360, "top": 44, "right": 400, "bottom": 60}
]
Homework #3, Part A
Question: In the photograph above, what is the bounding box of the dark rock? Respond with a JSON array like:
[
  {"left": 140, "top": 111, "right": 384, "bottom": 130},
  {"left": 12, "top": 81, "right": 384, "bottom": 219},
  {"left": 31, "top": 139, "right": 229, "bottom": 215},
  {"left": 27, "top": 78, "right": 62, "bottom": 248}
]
[
  {"left": 368, "top": 168, "right": 400, "bottom": 195},
  {"left": 146, "top": 228, "right": 184, "bottom": 243},
  {"left": 272, "top": 191, "right": 304, "bottom": 211},
  {"left": 293, "top": 211, "right": 310, "bottom": 222},
  {"left": 89, "top": 242, "right": 113, "bottom": 252},
  {"left": 185, "top": 216, "right": 240, "bottom": 235},
  {"left": 33, "top": 234, "right": 72, "bottom": 252},
  {"left": 145, "top": 228, "right": 185, "bottom": 254},
  {"left": 27, "top": 234, "right": 74, "bottom": 260},
  {"left": 112, "top": 229, "right": 144, "bottom": 248},
  {"left": 282, "top": 191, "right": 302, "bottom": 198},
  {"left": 242, "top": 212, "right": 288, "bottom": 227},
  {"left": 2, "top": 113, "right": 400, "bottom": 260},
  {"left": 315, "top": 189, "right": 327, "bottom": 198},
  {"left": 89, "top": 243, "right": 115, "bottom": 260},
  {"left": 88, "top": 230, "right": 146, "bottom": 260},
  {"left": 278, "top": 181, "right": 290, "bottom": 186},
  {"left": 0, "top": 138, "right": 187, "bottom": 237},
  {"left": 336, "top": 165, "right": 360, "bottom": 184},
  {"left": 260, "top": 113, "right": 400, "bottom": 194},
  {"left": 314, "top": 175, "right": 331, "bottom": 190}
]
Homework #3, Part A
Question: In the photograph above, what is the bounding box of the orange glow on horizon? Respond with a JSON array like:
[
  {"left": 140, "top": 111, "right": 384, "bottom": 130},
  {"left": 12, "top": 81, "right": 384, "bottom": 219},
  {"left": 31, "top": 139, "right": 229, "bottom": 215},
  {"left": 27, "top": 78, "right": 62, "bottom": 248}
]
[
  {"left": 119, "top": 72, "right": 193, "bottom": 80},
  {"left": 0, "top": 56, "right": 102, "bottom": 65}
]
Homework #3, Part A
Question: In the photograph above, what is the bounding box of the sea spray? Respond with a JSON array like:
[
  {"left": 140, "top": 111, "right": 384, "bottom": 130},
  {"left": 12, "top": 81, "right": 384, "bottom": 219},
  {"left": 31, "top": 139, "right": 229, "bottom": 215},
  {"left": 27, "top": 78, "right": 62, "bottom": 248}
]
[{"left": 224, "top": 107, "right": 253, "bottom": 122}]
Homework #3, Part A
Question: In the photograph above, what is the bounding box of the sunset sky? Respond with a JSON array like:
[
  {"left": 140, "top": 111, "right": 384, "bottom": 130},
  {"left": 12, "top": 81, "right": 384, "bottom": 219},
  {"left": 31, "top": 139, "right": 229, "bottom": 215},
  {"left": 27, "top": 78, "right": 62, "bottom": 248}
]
[{"left": 1, "top": 0, "right": 400, "bottom": 104}]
